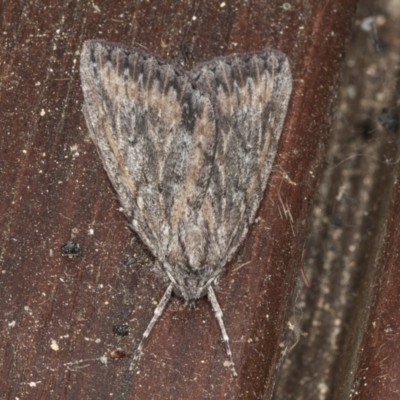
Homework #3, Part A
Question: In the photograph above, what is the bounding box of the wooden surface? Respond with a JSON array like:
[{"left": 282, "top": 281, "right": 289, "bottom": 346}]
[
  {"left": 274, "top": 1, "right": 400, "bottom": 399},
  {"left": 0, "top": 1, "right": 367, "bottom": 399}
]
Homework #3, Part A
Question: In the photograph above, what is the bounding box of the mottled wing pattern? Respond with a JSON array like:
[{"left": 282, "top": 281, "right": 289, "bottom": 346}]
[
  {"left": 190, "top": 51, "right": 292, "bottom": 265},
  {"left": 80, "top": 40, "right": 217, "bottom": 262}
]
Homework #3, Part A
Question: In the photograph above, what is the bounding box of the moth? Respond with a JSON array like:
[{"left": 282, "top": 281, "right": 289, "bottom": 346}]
[{"left": 80, "top": 39, "right": 292, "bottom": 376}]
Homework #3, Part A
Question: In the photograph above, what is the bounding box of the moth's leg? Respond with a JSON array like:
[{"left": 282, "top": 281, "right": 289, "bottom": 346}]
[
  {"left": 207, "top": 286, "right": 238, "bottom": 377},
  {"left": 130, "top": 283, "right": 173, "bottom": 371}
]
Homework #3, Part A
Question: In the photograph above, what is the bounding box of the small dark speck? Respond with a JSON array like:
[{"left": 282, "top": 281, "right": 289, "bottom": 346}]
[
  {"left": 61, "top": 240, "right": 82, "bottom": 257},
  {"left": 357, "top": 118, "right": 374, "bottom": 140},
  {"left": 330, "top": 216, "right": 342, "bottom": 228},
  {"left": 378, "top": 108, "right": 399, "bottom": 133},
  {"left": 124, "top": 255, "right": 137, "bottom": 266},
  {"left": 113, "top": 324, "right": 129, "bottom": 336},
  {"left": 373, "top": 39, "right": 389, "bottom": 55}
]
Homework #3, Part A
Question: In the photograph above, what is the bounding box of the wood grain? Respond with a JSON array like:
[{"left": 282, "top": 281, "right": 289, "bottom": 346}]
[{"left": 0, "top": 1, "right": 360, "bottom": 399}]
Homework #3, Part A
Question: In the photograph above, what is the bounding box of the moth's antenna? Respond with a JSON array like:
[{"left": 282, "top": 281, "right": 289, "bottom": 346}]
[
  {"left": 207, "top": 286, "right": 238, "bottom": 376},
  {"left": 130, "top": 283, "right": 173, "bottom": 371}
]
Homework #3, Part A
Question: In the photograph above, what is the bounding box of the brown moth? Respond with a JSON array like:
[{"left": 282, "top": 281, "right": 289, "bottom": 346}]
[{"left": 80, "top": 40, "right": 292, "bottom": 376}]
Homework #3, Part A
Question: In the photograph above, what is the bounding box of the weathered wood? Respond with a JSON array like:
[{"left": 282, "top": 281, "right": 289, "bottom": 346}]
[
  {"left": 274, "top": 0, "right": 400, "bottom": 399},
  {"left": 0, "top": 1, "right": 358, "bottom": 399},
  {"left": 337, "top": 3, "right": 400, "bottom": 398}
]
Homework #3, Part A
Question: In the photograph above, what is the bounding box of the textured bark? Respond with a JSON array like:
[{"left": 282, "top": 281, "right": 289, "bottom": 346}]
[{"left": 0, "top": 1, "right": 359, "bottom": 399}]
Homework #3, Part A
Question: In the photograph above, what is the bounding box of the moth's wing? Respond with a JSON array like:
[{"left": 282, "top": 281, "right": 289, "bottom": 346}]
[
  {"left": 190, "top": 50, "right": 292, "bottom": 265},
  {"left": 80, "top": 40, "right": 217, "bottom": 261}
]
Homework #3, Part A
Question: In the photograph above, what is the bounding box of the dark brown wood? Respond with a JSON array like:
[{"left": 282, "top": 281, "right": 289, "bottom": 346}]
[
  {"left": 350, "top": 164, "right": 400, "bottom": 400},
  {"left": 337, "top": 3, "right": 400, "bottom": 398},
  {"left": 274, "top": 1, "right": 400, "bottom": 399},
  {"left": 0, "top": 1, "right": 357, "bottom": 399}
]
